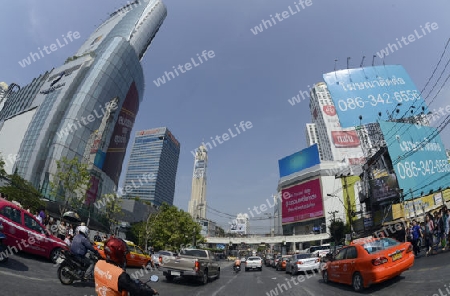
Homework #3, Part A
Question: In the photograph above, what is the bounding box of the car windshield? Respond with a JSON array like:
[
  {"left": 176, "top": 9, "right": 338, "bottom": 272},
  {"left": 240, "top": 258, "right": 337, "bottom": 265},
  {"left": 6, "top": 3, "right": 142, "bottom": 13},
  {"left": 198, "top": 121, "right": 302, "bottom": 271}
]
[{"left": 362, "top": 238, "right": 401, "bottom": 254}]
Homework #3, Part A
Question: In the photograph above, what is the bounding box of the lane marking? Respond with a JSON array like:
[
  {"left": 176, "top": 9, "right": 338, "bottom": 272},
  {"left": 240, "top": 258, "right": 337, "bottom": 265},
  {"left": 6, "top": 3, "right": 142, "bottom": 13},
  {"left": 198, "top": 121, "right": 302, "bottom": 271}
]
[
  {"left": 210, "top": 272, "right": 238, "bottom": 296},
  {"left": 0, "top": 270, "right": 59, "bottom": 282}
]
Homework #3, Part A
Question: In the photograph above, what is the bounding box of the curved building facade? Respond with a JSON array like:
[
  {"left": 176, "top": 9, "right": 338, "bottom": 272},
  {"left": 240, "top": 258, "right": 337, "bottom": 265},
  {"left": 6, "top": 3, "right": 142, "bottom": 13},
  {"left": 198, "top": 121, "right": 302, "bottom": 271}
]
[{"left": 10, "top": 0, "right": 167, "bottom": 201}]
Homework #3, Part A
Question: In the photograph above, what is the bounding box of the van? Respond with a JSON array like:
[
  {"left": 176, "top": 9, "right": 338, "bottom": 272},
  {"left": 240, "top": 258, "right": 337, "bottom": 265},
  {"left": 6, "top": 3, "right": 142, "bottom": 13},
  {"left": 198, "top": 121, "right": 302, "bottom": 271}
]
[{"left": 0, "top": 198, "right": 67, "bottom": 263}]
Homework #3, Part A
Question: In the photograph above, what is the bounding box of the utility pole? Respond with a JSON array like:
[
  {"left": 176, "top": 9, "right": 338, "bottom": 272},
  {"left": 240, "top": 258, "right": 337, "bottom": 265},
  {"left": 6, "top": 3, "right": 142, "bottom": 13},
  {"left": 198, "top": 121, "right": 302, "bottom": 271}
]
[{"left": 328, "top": 210, "right": 339, "bottom": 253}]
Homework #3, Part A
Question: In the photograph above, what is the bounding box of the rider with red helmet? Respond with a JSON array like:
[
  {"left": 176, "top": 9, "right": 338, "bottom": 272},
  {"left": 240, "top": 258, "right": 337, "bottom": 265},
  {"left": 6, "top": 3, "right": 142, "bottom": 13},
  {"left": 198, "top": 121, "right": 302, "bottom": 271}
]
[{"left": 94, "top": 238, "right": 158, "bottom": 296}]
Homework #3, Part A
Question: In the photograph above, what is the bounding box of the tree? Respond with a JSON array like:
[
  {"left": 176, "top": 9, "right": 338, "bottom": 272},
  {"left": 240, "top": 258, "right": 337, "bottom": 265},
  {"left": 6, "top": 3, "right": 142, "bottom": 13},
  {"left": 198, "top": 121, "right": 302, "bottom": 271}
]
[
  {"left": 0, "top": 154, "right": 6, "bottom": 178},
  {"left": 0, "top": 172, "right": 45, "bottom": 212},
  {"left": 100, "top": 193, "right": 123, "bottom": 235},
  {"left": 49, "top": 157, "right": 91, "bottom": 219},
  {"left": 329, "top": 220, "right": 345, "bottom": 246},
  {"left": 140, "top": 203, "right": 203, "bottom": 251}
]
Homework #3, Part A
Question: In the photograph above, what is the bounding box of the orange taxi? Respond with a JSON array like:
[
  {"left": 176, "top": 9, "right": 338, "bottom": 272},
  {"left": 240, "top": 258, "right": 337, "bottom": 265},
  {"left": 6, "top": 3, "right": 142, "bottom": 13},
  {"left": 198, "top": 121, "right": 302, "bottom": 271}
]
[
  {"left": 322, "top": 237, "right": 414, "bottom": 292},
  {"left": 94, "top": 240, "right": 153, "bottom": 269}
]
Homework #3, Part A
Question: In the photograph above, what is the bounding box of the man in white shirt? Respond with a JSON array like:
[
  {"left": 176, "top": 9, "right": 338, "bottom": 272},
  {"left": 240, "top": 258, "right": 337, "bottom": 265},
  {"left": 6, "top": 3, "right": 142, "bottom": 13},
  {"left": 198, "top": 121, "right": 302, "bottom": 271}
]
[{"left": 35, "top": 211, "right": 43, "bottom": 223}]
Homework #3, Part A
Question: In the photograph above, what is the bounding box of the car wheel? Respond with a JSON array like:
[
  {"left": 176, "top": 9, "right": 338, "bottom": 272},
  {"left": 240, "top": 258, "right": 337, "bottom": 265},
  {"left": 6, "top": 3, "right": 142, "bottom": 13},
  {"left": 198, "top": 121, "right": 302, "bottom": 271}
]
[
  {"left": 245, "top": 268, "right": 248, "bottom": 272},
  {"left": 276, "top": 265, "right": 279, "bottom": 271},
  {"left": 352, "top": 272, "right": 364, "bottom": 292},
  {"left": 50, "top": 248, "right": 61, "bottom": 264},
  {"left": 259, "top": 267, "right": 262, "bottom": 271},
  {"left": 165, "top": 275, "right": 174, "bottom": 282},
  {"left": 292, "top": 268, "right": 297, "bottom": 276},
  {"left": 201, "top": 270, "right": 208, "bottom": 285},
  {"left": 323, "top": 270, "right": 329, "bottom": 284}
]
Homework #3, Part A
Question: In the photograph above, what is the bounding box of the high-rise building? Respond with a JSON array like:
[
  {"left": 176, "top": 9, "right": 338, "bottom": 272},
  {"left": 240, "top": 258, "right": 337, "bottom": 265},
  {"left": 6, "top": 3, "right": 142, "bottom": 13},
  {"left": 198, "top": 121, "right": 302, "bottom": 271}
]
[
  {"left": 309, "top": 82, "right": 365, "bottom": 173},
  {"left": 0, "top": 0, "right": 167, "bottom": 201},
  {"left": 188, "top": 144, "right": 208, "bottom": 219},
  {"left": 305, "top": 123, "right": 323, "bottom": 160},
  {"left": 122, "top": 127, "right": 180, "bottom": 206}
]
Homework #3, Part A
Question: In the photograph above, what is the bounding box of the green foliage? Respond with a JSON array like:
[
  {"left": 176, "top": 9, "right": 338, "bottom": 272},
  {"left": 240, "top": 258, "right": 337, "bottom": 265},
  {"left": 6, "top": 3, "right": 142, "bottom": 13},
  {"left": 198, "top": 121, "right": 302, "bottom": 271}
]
[
  {"left": 49, "top": 157, "right": 91, "bottom": 218},
  {"left": 329, "top": 220, "right": 346, "bottom": 245},
  {"left": 102, "top": 193, "right": 123, "bottom": 234},
  {"left": 0, "top": 172, "right": 45, "bottom": 212},
  {"left": 0, "top": 154, "right": 6, "bottom": 178},
  {"left": 136, "top": 203, "right": 203, "bottom": 251}
]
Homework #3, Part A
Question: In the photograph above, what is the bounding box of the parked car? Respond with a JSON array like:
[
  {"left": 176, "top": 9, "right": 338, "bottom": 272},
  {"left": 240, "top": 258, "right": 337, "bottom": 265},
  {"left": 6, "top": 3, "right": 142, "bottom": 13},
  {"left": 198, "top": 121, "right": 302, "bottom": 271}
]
[
  {"left": 322, "top": 237, "right": 414, "bottom": 292},
  {"left": 161, "top": 248, "right": 220, "bottom": 284},
  {"left": 240, "top": 257, "right": 247, "bottom": 263},
  {"left": 94, "top": 240, "right": 153, "bottom": 268},
  {"left": 287, "top": 253, "right": 320, "bottom": 275},
  {"left": 275, "top": 256, "right": 290, "bottom": 271},
  {"left": 0, "top": 198, "right": 67, "bottom": 263},
  {"left": 245, "top": 256, "right": 262, "bottom": 271}
]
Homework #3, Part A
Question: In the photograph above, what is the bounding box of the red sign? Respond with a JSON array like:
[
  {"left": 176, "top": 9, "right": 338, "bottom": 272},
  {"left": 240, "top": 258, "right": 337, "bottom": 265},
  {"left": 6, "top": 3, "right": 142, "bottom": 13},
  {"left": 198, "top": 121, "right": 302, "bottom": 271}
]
[
  {"left": 323, "top": 105, "right": 336, "bottom": 116},
  {"left": 348, "top": 157, "right": 365, "bottom": 165},
  {"left": 281, "top": 179, "right": 324, "bottom": 224},
  {"left": 331, "top": 130, "right": 360, "bottom": 148},
  {"left": 138, "top": 128, "right": 162, "bottom": 136}
]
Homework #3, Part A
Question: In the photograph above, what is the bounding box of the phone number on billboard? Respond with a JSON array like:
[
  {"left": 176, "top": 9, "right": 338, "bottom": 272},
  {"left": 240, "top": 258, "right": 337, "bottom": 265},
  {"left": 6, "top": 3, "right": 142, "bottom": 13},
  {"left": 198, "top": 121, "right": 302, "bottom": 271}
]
[
  {"left": 396, "top": 159, "right": 450, "bottom": 179},
  {"left": 337, "top": 90, "right": 420, "bottom": 111}
]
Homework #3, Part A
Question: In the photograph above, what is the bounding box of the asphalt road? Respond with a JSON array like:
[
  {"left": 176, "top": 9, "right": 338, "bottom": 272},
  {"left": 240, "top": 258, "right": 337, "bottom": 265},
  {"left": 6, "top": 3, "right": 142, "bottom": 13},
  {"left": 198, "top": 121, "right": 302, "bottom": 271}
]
[{"left": 0, "top": 250, "right": 449, "bottom": 296}]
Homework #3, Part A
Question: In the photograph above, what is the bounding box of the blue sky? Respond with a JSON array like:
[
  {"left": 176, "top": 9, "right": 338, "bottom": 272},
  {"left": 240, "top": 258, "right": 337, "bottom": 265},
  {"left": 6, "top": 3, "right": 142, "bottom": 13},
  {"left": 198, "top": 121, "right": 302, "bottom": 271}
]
[{"left": 1, "top": 0, "right": 450, "bottom": 233}]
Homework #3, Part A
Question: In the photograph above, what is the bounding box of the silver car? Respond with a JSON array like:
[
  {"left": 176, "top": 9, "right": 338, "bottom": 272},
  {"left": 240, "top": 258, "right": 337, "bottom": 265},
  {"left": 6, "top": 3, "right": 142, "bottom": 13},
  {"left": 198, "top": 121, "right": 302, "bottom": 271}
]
[
  {"left": 245, "top": 256, "right": 263, "bottom": 271},
  {"left": 287, "top": 253, "right": 320, "bottom": 275}
]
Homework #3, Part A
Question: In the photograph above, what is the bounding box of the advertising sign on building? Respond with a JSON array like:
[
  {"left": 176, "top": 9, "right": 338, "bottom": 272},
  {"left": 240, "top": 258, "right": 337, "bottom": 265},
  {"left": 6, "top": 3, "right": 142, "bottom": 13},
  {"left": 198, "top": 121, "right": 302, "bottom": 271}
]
[
  {"left": 379, "top": 121, "right": 450, "bottom": 200},
  {"left": 103, "top": 83, "right": 139, "bottom": 185},
  {"left": 281, "top": 178, "right": 324, "bottom": 224},
  {"left": 278, "top": 144, "right": 320, "bottom": 178},
  {"left": 323, "top": 65, "right": 428, "bottom": 128}
]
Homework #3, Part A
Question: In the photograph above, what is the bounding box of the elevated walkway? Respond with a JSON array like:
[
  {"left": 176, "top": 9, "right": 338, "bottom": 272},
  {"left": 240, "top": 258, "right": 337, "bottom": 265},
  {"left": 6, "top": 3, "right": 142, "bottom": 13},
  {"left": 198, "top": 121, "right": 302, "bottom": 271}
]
[{"left": 205, "top": 233, "right": 330, "bottom": 244}]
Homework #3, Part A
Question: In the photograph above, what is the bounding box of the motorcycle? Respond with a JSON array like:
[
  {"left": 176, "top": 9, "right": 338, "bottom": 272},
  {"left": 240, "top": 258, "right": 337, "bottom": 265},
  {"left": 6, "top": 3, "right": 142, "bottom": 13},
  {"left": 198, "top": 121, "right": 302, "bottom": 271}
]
[
  {"left": 233, "top": 265, "right": 240, "bottom": 273},
  {"left": 0, "top": 222, "right": 7, "bottom": 263},
  {"left": 57, "top": 249, "right": 99, "bottom": 285},
  {"left": 134, "top": 275, "right": 160, "bottom": 295}
]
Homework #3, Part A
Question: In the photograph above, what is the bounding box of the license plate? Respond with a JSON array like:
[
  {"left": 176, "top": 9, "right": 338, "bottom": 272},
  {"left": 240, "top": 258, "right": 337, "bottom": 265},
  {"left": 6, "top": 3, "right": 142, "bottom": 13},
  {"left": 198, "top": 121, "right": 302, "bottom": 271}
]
[
  {"left": 171, "top": 271, "right": 180, "bottom": 276},
  {"left": 392, "top": 253, "right": 402, "bottom": 261},
  {"left": 56, "top": 257, "right": 64, "bottom": 264}
]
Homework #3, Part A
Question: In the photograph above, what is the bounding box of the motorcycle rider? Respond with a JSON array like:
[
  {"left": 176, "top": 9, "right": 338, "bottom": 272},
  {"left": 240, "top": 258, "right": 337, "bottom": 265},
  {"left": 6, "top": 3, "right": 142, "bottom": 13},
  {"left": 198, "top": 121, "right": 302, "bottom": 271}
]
[
  {"left": 70, "top": 225, "right": 99, "bottom": 280},
  {"left": 233, "top": 257, "right": 241, "bottom": 272},
  {"left": 94, "top": 238, "right": 158, "bottom": 296}
]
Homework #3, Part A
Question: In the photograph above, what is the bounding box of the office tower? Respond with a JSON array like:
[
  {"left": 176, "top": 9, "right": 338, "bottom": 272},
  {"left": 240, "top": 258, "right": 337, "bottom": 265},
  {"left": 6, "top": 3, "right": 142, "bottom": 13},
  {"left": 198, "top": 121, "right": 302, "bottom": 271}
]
[
  {"left": 309, "top": 82, "right": 365, "bottom": 167},
  {"left": 188, "top": 144, "right": 208, "bottom": 219},
  {"left": 0, "top": 0, "right": 167, "bottom": 201},
  {"left": 305, "top": 123, "right": 323, "bottom": 160},
  {"left": 122, "top": 127, "right": 180, "bottom": 206}
]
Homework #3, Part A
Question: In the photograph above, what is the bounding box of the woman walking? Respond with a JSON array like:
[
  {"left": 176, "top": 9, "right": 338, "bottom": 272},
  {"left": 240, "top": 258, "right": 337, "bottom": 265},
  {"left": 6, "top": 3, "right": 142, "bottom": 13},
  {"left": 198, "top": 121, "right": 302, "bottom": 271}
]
[{"left": 425, "top": 214, "right": 435, "bottom": 256}]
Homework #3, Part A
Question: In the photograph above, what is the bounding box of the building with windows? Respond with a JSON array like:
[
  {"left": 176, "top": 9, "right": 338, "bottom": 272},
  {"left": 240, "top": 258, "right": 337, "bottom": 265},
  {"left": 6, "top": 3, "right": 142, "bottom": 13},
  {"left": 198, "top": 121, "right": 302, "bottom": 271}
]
[
  {"left": 305, "top": 123, "right": 323, "bottom": 160},
  {"left": 122, "top": 127, "right": 180, "bottom": 206},
  {"left": 188, "top": 144, "right": 208, "bottom": 219},
  {"left": 0, "top": 0, "right": 167, "bottom": 202}
]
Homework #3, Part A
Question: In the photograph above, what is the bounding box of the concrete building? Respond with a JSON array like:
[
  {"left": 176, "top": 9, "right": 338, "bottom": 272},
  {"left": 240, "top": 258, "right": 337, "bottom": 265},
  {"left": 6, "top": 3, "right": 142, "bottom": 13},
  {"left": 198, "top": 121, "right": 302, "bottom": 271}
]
[
  {"left": 305, "top": 123, "right": 323, "bottom": 160},
  {"left": 188, "top": 144, "right": 208, "bottom": 219}
]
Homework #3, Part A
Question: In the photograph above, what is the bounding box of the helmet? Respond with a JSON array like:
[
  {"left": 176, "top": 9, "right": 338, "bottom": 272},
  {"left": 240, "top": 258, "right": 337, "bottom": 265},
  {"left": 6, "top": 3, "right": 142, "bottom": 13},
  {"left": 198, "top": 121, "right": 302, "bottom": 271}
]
[
  {"left": 104, "top": 238, "right": 128, "bottom": 267},
  {"left": 77, "top": 225, "right": 89, "bottom": 237}
]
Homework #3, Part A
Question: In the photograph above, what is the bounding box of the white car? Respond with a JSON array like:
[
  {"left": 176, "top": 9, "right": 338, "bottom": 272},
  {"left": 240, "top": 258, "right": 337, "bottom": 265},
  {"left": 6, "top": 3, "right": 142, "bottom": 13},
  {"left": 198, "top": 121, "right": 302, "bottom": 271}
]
[
  {"left": 287, "top": 253, "right": 320, "bottom": 275},
  {"left": 245, "top": 256, "right": 263, "bottom": 271}
]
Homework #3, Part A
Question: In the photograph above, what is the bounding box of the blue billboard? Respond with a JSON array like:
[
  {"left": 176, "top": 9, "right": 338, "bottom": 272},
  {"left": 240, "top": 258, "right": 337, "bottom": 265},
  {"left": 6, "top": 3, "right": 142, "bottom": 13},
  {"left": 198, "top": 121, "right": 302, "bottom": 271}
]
[
  {"left": 278, "top": 144, "right": 320, "bottom": 178},
  {"left": 379, "top": 121, "right": 450, "bottom": 200},
  {"left": 323, "top": 65, "right": 428, "bottom": 128}
]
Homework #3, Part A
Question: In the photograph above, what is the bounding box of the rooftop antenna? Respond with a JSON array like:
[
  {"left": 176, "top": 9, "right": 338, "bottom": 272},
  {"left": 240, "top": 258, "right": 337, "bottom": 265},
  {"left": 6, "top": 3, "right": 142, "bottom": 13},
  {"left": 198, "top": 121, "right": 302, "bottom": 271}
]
[
  {"left": 360, "top": 56, "right": 365, "bottom": 68},
  {"left": 372, "top": 55, "right": 376, "bottom": 66}
]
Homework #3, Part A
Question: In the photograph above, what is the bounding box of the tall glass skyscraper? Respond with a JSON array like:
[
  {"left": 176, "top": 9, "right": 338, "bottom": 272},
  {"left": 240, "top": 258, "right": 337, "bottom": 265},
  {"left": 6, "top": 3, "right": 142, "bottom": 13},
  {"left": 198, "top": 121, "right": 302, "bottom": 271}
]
[
  {"left": 123, "top": 127, "right": 180, "bottom": 206},
  {"left": 0, "top": 0, "right": 167, "bottom": 202}
]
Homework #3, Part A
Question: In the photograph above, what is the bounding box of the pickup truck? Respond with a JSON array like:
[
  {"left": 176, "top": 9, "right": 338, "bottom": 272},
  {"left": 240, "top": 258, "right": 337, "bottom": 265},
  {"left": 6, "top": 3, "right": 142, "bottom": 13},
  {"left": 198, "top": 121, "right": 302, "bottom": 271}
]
[
  {"left": 160, "top": 249, "right": 221, "bottom": 284},
  {"left": 245, "top": 256, "right": 263, "bottom": 271}
]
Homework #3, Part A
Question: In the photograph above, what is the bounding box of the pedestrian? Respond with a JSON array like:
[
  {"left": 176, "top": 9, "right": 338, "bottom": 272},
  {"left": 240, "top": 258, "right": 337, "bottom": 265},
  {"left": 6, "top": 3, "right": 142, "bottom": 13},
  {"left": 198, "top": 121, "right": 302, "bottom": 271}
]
[
  {"left": 39, "top": 209, "right": 46, "bottom": 222},
  {"left": 64, "top": 234, "right": 73, "bottom": 247},
  {"left": 425, "top": 214, "right": 435, "bottom": 256},
  {"left": 58, "top": 221, "right": 66, "bottom": 240},
  {"left": 411, "top": 219, "right": 422, "bottom": 256},
  {"left": 67, "top": 224, "right": 73, "bottom": 237},
  {"left": 35, "top": 211, "right": 43, "bottom": 224}
]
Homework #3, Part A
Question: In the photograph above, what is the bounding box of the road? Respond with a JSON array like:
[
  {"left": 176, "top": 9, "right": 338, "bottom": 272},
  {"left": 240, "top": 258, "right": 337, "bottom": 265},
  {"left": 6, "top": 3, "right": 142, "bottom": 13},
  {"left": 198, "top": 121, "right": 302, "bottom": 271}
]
[{"left": 0, "top": 251, "right": 449, "bottom": 295}]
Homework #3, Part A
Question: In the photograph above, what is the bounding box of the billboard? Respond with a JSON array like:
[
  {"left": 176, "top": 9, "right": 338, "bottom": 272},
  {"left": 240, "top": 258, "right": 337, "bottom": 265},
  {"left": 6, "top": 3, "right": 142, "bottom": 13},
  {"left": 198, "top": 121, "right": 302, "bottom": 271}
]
[
  {"left": 379, "top": 121, "right": 450, "bottom": 200},
  {"left": 323, "top": 65, "right": 428, "bottom": 128},
  {"left": 278, "top": 144, "right": 320, "bottom": 178},
  {"left": 103, "top": 82, "right": 139, "bottom": 185},
  {"left": 369, "top": 174, "right": 399, "bottom": 203},
  {"left": 281, "top": 178, "right": 324, "bottom": 224}
]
